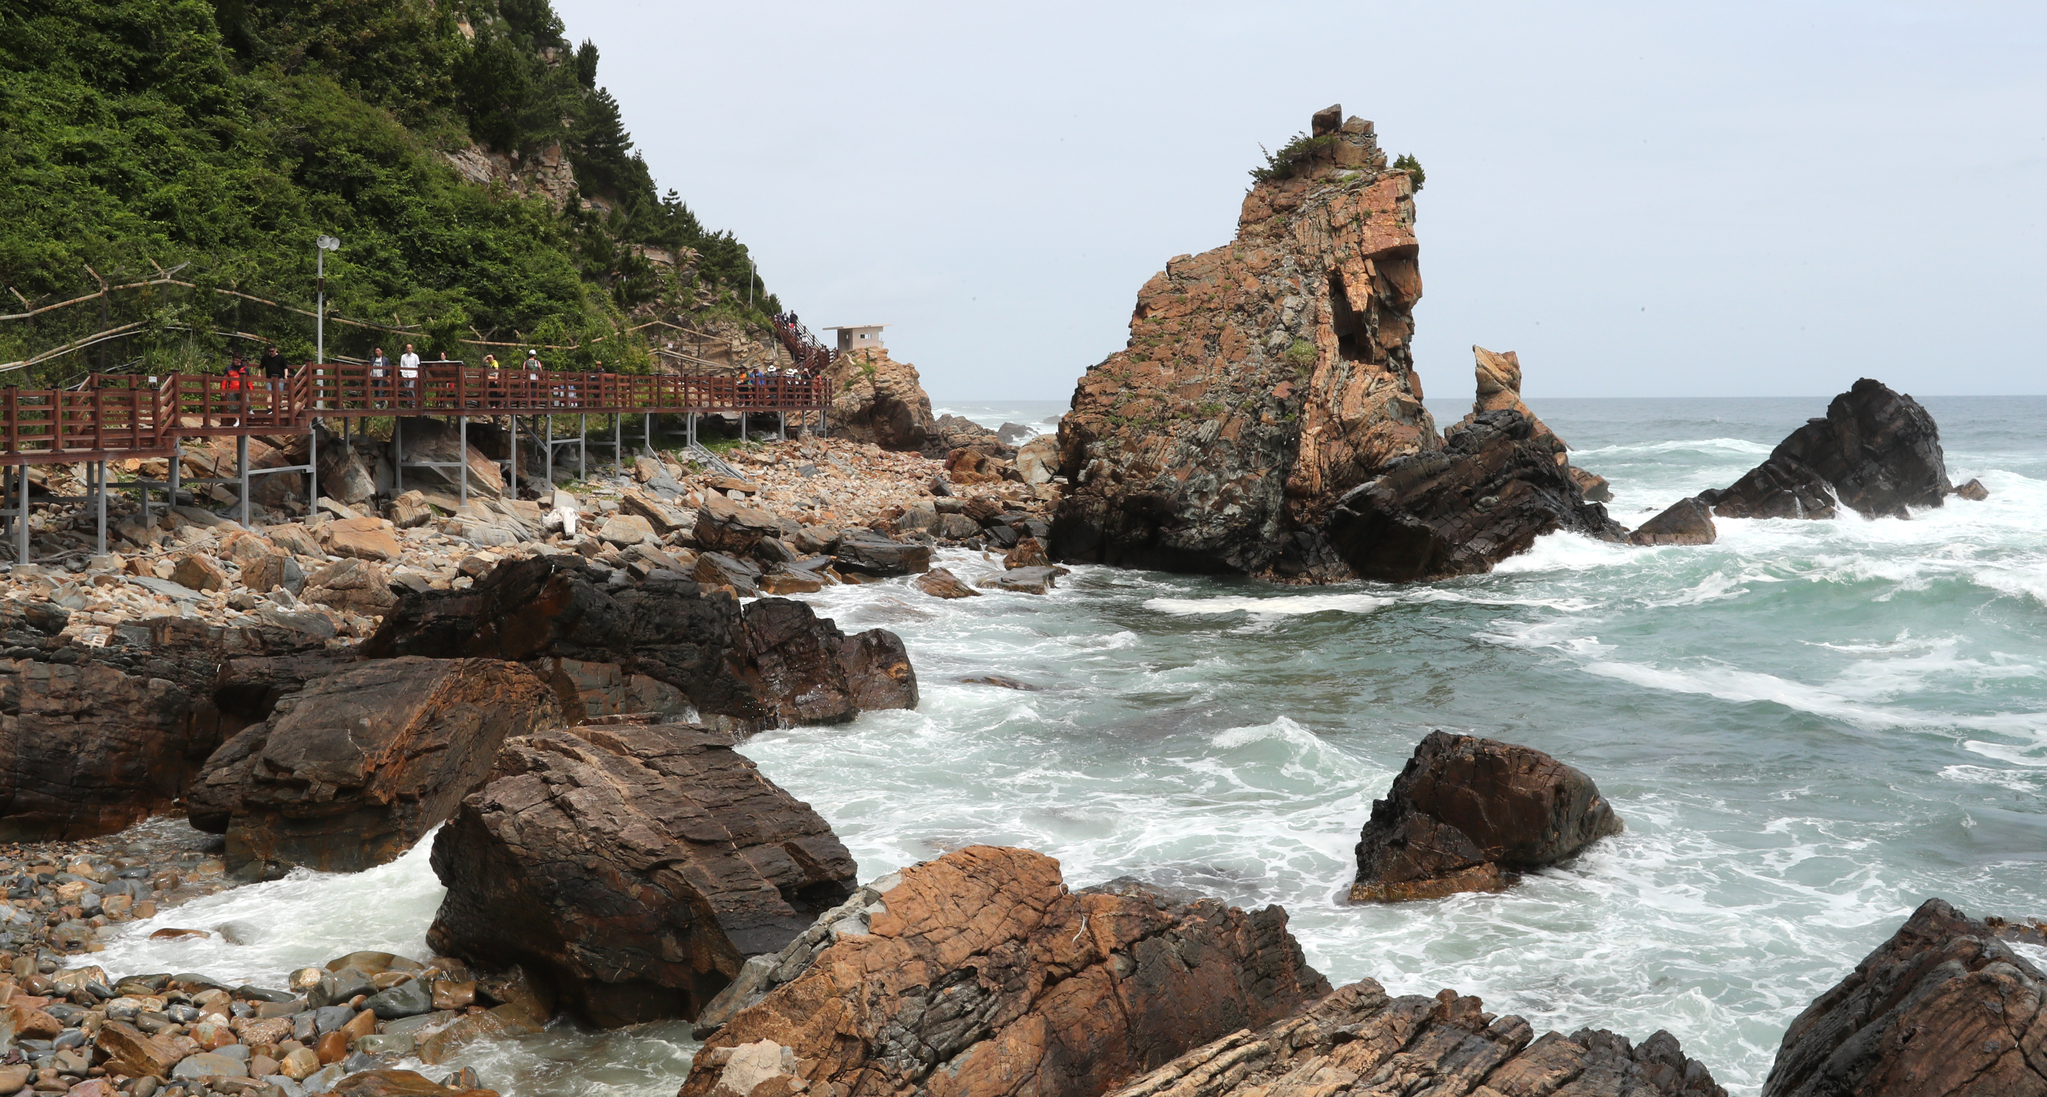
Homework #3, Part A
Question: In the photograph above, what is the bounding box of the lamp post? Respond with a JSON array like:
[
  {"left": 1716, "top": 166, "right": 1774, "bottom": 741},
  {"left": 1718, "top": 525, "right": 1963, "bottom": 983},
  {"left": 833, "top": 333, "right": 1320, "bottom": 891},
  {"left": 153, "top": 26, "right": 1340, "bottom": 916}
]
[{"left": 315, "top": 235, "right": 340, "bottom": 364}]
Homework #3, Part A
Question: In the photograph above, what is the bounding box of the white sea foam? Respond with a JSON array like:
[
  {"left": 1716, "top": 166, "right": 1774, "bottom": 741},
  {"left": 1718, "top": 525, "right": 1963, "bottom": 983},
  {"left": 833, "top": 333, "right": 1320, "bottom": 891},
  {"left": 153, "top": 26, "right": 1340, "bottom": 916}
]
[{"left": 1145, "top": 593, "right": 1394, "bottom": 617}]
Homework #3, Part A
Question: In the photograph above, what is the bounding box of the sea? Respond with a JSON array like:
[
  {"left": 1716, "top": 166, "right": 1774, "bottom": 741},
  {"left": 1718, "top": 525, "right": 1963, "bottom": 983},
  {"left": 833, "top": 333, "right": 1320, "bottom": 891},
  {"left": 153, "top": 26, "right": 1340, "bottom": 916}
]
[{"left": 92, "top": 395, "right": 2047, "bottom": 1097}]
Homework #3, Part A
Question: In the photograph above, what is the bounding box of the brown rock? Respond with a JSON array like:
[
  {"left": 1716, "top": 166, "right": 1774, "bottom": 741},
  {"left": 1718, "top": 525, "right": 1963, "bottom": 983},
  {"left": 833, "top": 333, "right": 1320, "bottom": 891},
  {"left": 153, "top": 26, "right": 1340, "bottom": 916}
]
[
  {"left": 301, "top": 557, "right": 397, "bottom": 617},
  {"left": 1570, "top": 464, "right": 1614, "bottom": 503},
  {"left": 185, "top": 657, "right": 562, "bottom": 875},
  {"left": 620, "top": 489, "right": 691, "bottom": 536},
  {"left": 388, "top": 491, "right": 435, "bottom": 530},
  {"left": 913, "top": 568, "right": 981, "bottom": 599},
  {"left": 431, "top": 980, "right": 476, "bottom": 1011},
  {"left": 319, "top": 516, "right": 403, "bottom": 562},
  {"left": 425, "top": 722, "right": 859, "bottom": 1027},
  {"left": 1103, "top": 978, "right": 1724, "bottom": 1097},
  {"left": 396, "top": 418, "right": 506, "bottom": 500},
  {"left": 329, "top": 1069, "right": 499, "bottom": 1097},
  {"left": 1629, "top": 497, "right": 1717, "bottom": 546},
  {"left": 363, "top": 556, "right": 914, "bottom": 727},
  {"left": 1762, "top": 898, "right": 2047, "bottom": 1097},
  {"left": 315, "top": 1030, "right": 348, "bottom": 1064},
  {"left": 695, "top": 495, "right": 783, "bottom": 555},
  {"left": 0, "top": 658, "right": 211, "bottom": 840},
  {"left": 1053, "top": 106, "right": 1435, "bottom": 579},
  {"left": 1325, "top": 410, "right": 1625, "bottom": 582},
  {"left": 594, "top": 514, "right": 657, "bottom": 547},
  {"left": 170, "top": 554, "right": 229, "bottom": 593},
  {"left": 95, "top": 1019, "right": 185, "bottom": 1078},
  {"left": 4, "top": 1003, "right": 59, "bottom": 1038},
  {"left": 1351, "top": 732, "right": 1621, "bottom": 902},
  {"left": 415, "top": 1005, "right": 541, "bottom": 1065},
  {"left": 823, "top": 347, "right": 938, "bottom": 451},
  {"left": 1953, "top": 477, "right": 1990, "bottom": 501},
  {"left": 681, "top": 846, "right": 1331, "bottom": 1097},
  {"left": 1004, "top": 536, "right": 1051, "bottom": 569},
  {"left": 267, "top": 523, "right": 323, "bottom": 558},
  {"left": 756, "top": 570, "right": 823, "bottom": 595}
]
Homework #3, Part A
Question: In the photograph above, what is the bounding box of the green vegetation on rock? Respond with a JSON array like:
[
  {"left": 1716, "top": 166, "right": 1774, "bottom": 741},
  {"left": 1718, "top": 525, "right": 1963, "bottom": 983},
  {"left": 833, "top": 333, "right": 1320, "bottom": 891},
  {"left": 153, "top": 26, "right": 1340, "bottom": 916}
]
[
  {"left": 0, "top": 0, "right": 777, "bottom": 382},
  {"left": 1249, "top": 132, "right": 1337, "bottom": 184}
]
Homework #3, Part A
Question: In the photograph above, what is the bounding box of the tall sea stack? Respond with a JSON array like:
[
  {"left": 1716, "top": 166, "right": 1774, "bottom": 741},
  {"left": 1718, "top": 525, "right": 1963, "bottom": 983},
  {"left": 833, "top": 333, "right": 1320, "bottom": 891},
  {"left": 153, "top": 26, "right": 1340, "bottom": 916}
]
[
  {"left": 1052, "top": 106, "right": 1617, "bottom": 581},
  {"left": 1052, "top": 105, "right": 1437, "bottom": 580}
]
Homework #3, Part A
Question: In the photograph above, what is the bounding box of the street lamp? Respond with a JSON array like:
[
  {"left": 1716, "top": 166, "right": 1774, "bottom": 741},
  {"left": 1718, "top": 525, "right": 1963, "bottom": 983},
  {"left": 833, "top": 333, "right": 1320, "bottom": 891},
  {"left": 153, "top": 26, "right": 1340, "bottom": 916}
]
[{"left": 315, "top": 235, "right": 340, "bottom": 365}]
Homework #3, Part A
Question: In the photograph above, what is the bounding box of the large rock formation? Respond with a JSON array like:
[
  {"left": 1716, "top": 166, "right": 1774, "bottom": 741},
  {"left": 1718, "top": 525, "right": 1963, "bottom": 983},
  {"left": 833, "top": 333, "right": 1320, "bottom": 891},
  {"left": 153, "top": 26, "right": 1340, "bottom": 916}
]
[
  {"left": 0, "top": 613, "right": 329, "bottom": 840},
  {"left": 1762, "top": 898, "right": 2047, "bottom": 1097},
  {"left": 1351, "top": 731, "right": 1622, "bottom": 902},
  {"left": 1464, "top": 345, "right": 1611, "bottom": 501},
  {"left": 1325, "top": 410, "right": 1625, "bottom": 582},
  {"left": 823, "top": 348, "right": 938, "bottom": 452},
  {"left": 186, "top": 657, "right": 562, "bottom": 876},
  {"left": 1104, "top": 978, "right": 1725, "bottom": 1097},
  {"left": 680, "top": 845, "right": 1330, "bottom": 1097},
  {"left": 1053, "top": 107, "right": 1615, "bottom": 581},
  {"left": 1053, "top": 107, "right": 1435, "bottom": 578},
  {"left": 426, "top": 721, "right": 858, "bottom": 1027},
  {"left": 361, "top": 556, "right": 915, "bottom": 728},
  {"left": 1699, "top": 379, "right": 1950, "bottom": 520}
]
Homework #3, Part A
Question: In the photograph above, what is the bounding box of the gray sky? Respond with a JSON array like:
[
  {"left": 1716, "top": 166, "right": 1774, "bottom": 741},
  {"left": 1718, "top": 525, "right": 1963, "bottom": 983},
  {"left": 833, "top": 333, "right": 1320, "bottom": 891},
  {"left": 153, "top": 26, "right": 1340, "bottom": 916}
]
[{"left": 555, "top": 1, "right": 2045, "bottom": 401}]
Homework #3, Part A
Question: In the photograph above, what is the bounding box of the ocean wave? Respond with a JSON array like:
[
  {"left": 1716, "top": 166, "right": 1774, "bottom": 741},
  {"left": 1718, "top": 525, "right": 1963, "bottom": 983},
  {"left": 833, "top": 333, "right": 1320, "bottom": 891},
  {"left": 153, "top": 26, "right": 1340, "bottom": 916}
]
[
  {"left": 1582, "top": 658, "right": 2047, "bottom": 735},
  {"left": 1145, "top": 593, "right": 1395, "bottom": 616},
  {"left": 1572, "top": 437, "right": 1776, "bottom": 458}
]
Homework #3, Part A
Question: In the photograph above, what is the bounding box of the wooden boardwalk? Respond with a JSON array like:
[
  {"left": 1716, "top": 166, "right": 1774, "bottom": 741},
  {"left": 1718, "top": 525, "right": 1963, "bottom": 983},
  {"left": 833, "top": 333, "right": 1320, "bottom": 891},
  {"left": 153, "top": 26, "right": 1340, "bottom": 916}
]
[
  {"left": 0, "top": 363, "right": 831, "bottom": 562},
  {"left": 1, "top": 364, "right": 831, "bottom": 465}
]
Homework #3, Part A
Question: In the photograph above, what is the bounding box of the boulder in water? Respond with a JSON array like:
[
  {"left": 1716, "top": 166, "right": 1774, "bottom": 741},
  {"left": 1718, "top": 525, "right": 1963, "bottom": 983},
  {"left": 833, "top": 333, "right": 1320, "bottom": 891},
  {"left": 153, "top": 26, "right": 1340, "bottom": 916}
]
[
  {"left": 679, "top": 845, "right": 1331, "bottom": 1097},
  {"left": 1953, "top": 477, "right": 1990, "bottom": 501},
  {"left": 1629, "top": 497, "right": 1717, "bottom": 546},
  {"left": 426, "top": 721, "right": 859, "bottom": 1027},
  {"left": 1351, "top": 731, "right": 1622, "bottom": 902},
  {"left": 1762, "top": 897, "right": 2046, "bottom": 1097},
  {"left": 362, "top": 556, "right": 916, "bottom": 727},
  {"left": 1701, "top": 379, "right": 1950, "bottom": 520},
  {"left": 186, "top": 657, "right": 561, "bottom": 876},
  {"left": 1325, "top": 410, "right": 1626, "bottom": 583}
]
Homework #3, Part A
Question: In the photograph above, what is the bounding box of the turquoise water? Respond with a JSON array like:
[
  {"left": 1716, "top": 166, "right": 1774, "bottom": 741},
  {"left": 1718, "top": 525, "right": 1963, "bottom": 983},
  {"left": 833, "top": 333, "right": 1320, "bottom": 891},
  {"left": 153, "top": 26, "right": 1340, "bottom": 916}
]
[
  {"left": 747, "top": 394, "right": 2047, "bottom": 1094},
  {"left": 95, "top": 395, "right": 2047, "bottom": 1097}
]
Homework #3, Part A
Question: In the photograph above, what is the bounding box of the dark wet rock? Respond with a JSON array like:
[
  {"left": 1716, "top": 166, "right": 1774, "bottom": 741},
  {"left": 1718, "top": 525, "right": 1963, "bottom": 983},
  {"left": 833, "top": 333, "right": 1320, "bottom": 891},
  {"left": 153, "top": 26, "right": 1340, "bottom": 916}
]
[
  {"left": 362, "top": 556, "right": 914, "bottom": 727},
  {"left": 1953, "top": 477, "right": 1990, "bottom": 501},
  {"left": 1762, "top": 897, "right": 2047, "bottom": 1097},
  {"left": 211, "top": 652, "right": 359, "bottom": 729},
  {"left": 739, "top": 598, "right": 918, "bottom": 724},
  {"left": 426, "top": 722, "right": 858, "bottom": 1027},
  {"left": 1326, "top": 410, "right": 1625, "bottom": 582},
  {"left": 1103, "top": 978, "right": 1725, "bottom": 1097},
  {"left": 1701, "top": 379, "right": 1950, "bottom": 520},
  {"left": 1629, "top": 497, "right": 1718, "bottom": 546},
  {"left": 833, "top": 529, "right": 931, "bottom": 576},
  {"left": 186, "top": 657, "right": 562, "bottom": 876},
  {"left": 1351, "top": 731, "right": 1622, "bottom": 902},
  {"left": 680, "top": 845, "right": 1330, "bottom": 1097}
]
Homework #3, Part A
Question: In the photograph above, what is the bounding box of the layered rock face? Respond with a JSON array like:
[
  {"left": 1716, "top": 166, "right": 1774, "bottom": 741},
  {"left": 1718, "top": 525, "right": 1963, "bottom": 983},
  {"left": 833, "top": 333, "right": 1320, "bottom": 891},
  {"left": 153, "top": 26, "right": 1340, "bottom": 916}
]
[
  {"left": 186, "top": 657, "right": 562, "bottom": 876},
  {"left": 1763, "top": 898, "right": 2047, "bottom": 1097},
  {"left": 0, "top": 613, "right": 330, "bottom": 840},
  {"left": 1325, "top": 410, "right": 1625, "bottom": 582},
  {"left": 362, "top": 556, "right": 915, "bottom": 728},
  {"left": 1105, "top": 979, "right": 1725, "bottom": 1097},
  {"left": 426, "top": 722, "right": 858, "bottom": 1027},
  {"left": 1054, "top": 107, "right": 1437, "bottom": 578},
  {"left": 680, "top": 845, "right": 1331, "bottom": 1097},
  {"left": 1700, "top": 379, "right": 1950, "bottom": 520},
  {"left": 824, "top": 348, "right": 939, "bottom": 452},
  {"left": 1464, "top": 346, "right": 1611, "bottom": 501},
  {"left": 1351, "top": 731, "right": 1622, "bottom": 902}
]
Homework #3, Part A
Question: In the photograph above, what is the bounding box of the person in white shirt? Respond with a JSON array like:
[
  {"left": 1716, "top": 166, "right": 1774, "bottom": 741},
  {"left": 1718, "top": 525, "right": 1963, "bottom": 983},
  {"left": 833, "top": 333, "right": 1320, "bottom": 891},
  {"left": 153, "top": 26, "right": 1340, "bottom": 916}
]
[{"left": 398, "top": 344, "right": 420, "bottom": 406}]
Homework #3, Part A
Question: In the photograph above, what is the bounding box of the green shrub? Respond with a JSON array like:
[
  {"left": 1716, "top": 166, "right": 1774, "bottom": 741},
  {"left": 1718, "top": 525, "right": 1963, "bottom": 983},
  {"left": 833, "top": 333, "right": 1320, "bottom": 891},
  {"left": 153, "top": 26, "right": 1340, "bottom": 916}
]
[
  {"left": 1283, "top": 339, "right": 1316, "bottom": 366},
  {"left": 1250, "top": 132, "right": 1337, "bottom": 184},
  {"left": 1394, "top": 153, "right": 1426, "bottom": 190}
]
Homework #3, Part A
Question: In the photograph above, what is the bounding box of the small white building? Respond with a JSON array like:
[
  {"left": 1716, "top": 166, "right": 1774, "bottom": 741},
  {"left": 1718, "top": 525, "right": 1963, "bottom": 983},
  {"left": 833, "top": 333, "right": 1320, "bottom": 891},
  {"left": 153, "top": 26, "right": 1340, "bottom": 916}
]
[{"left": 825, "top": 324, "right": 886, "bottom": 354}]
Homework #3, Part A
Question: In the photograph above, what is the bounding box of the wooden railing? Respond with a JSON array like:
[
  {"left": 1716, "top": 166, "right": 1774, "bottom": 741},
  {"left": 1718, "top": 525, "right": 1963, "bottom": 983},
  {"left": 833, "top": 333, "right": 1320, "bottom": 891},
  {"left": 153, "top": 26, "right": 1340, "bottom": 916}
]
[{"left": 0, "top": 365, "right": 829, "bottom": 464}]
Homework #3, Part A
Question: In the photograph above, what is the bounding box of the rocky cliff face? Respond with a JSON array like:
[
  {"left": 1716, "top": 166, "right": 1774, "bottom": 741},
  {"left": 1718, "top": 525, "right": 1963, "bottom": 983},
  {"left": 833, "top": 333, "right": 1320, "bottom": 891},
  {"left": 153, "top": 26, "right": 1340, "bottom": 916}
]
[
  {"left": 1054, "top": 107, "right": 1436, "bottom": 579},
  {"left": 823, "top": 348, "right": 939, "bottom": 452}
]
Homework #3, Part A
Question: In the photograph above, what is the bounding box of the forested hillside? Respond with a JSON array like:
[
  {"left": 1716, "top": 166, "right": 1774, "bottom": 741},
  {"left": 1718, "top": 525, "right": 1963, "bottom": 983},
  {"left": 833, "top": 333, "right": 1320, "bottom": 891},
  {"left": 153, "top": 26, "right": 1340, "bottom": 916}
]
[{"left": 0, "top": 0, "right": 777, "bottom": 382}]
